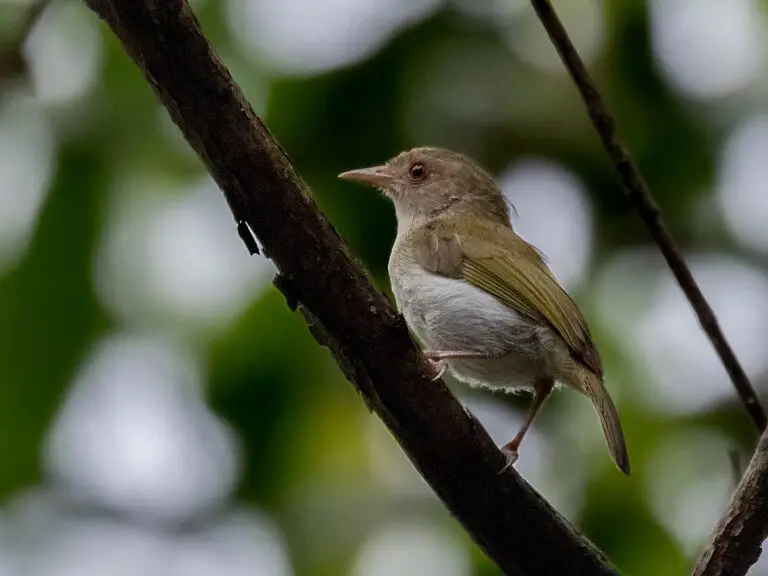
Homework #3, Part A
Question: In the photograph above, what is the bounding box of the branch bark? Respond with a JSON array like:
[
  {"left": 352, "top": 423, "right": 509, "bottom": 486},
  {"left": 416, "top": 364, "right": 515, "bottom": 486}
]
[
  {"left": 692, "top": 431, "right": 768, "bottom": 576},
  {"left": 82, "top": 1, "right": 621, "bottom": 574},
  {"left": 528, "top": 0, "right": 767, "bottom": 432}
]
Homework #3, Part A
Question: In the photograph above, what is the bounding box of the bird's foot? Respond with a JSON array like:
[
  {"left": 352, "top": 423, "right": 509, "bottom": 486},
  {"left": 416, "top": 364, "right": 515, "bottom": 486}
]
[
  {"left": 498, "top": 442, "right": 520, "bottom": 475},
  {"left": 424, "top": 350, "right": 485, "bottom": 381},
  {"left": 428, "top": 358, "right": 448, "bottom": 381}
]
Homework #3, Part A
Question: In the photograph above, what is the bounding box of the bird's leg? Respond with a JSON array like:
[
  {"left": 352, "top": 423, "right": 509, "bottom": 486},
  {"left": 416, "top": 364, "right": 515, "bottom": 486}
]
[
  {"left": 424, "top": 350, "right": 489, "bottom": 381},
  {"left": 499, "top": 379, "right": 555, "bottom": 473}
]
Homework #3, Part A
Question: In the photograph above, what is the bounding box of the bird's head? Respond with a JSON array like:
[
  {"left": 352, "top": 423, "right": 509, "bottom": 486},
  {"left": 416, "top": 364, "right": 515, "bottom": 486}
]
[{"left": 339, "top": 147, "right": 511, "bottom": 228}]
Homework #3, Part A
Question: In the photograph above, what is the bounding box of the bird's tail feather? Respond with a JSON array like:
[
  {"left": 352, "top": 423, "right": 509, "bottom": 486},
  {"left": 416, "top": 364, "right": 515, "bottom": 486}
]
[{"left": 580, "top": 370, "right": 631, "bottom": 475}]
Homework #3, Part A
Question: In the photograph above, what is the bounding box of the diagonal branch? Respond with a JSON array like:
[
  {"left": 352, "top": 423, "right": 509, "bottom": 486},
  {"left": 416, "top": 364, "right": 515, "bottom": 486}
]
[
  {"left": 527, "top": 0, "right": 767, "bottom": 432},
  {"left": 692, "top": 429, "right": 768, "bottom": 576},
  {"left": 82, "top": 0, "right": 621, "bottom": 574},
  {"left": 527, "top": 2, "right": 768, "bottom": 572}
]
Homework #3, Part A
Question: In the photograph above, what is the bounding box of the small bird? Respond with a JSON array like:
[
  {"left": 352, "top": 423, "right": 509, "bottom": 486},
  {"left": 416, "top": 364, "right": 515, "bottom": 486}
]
[{"left": 339, "top": 147, "right": 630, "bottom": 475}]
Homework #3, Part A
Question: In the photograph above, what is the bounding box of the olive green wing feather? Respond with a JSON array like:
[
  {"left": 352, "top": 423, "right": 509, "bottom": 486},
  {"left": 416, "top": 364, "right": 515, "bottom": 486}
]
[{"left": 413, "top": 223, "right": 602, "bottom": 374}]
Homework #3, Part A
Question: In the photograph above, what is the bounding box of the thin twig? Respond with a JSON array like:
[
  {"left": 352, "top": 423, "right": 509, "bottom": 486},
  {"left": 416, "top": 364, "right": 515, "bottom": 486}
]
[
  {"left": 531, "top": 6, "right": 768, "bottom": 569},
  {"left": 693, "top": 431, "right": 768, "bottom": 576},
  {"left": 528, "top": 0, "right": 767, "bottom": 432},
  {"left": 81, "top": 1, "right": 622, "bottom": 574},
  {"left": 0, "top": 0, "right": 53, "bottom": 81}
]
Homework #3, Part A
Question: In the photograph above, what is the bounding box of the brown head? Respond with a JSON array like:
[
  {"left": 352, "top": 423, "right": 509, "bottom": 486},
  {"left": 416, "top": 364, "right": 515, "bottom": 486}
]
[{"left": 339, "top": 147, "right": 511, "bottom": 229}]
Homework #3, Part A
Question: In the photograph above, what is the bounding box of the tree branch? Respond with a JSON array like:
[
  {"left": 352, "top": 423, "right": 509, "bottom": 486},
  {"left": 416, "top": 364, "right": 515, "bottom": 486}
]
[
  {"left": 82, "top": 1, "right": 621, "bottom": 574},
  {"left": 528, "top": 0, "right": 767, "bottom": 432},
  {"left": 528, "top": 3, "right": 768, "bottom": 571},
  {"left": 692, "top": 430, "right": 768, "bottom": 576}
]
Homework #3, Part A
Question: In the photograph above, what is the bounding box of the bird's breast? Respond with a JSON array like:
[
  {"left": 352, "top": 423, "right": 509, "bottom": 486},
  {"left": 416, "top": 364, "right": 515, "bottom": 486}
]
[{"left": 388, "top": 260, "right": 541, "bottom": 360}]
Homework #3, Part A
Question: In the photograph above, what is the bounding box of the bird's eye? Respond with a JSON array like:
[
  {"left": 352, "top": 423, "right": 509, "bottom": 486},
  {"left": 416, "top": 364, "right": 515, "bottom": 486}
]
[{"left": 408, "top": 162, "right": 427, "bottom": 181}]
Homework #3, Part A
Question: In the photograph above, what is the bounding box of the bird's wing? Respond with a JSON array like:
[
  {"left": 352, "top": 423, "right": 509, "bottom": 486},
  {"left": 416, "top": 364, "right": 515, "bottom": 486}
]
[{"left": 413, "top": 221, "right": 602, "bottom": 374}]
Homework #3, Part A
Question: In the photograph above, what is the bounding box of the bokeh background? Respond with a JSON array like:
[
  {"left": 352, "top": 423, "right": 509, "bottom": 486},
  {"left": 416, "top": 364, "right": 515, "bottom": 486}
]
[{"left": 0, "top": 0, "right": 767, "bottom": 574}]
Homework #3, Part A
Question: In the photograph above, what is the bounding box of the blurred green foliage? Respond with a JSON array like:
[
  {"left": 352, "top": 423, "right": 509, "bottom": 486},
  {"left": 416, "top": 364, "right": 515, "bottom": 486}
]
[{"left": 0, "top": 1, "right": 766, "bottom": 575}]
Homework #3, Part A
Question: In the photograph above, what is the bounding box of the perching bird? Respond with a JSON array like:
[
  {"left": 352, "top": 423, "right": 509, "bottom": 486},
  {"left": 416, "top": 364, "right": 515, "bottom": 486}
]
[{"left": 339, "top": 147, "right": 630, "bottom": 475}]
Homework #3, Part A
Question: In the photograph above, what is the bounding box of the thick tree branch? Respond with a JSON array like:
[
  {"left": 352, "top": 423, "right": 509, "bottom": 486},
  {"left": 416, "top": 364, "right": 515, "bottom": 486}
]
[
  {"left": 693, "top": 430, "right": 768, "bottom": 576},
  {"left": 528, "top": 0, "right": 767, "bottom": 432},
  {"left": 82, "top": 1, "right": 620, "bottom": 574}
]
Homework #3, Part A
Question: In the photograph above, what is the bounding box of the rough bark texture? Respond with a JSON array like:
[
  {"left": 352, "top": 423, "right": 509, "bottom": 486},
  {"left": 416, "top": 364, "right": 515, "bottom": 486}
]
[
  {"left": 82, "top": 1, "right": 621, "bottom": 574},
  {"left": 693, "top": 431, "right": 768, "bottom": 576}
]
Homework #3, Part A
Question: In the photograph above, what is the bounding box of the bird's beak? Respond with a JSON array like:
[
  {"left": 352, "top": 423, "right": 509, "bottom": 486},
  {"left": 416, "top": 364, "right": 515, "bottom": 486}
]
[{"left": 338, "top": 165, "right": 393, "bottom": 189}]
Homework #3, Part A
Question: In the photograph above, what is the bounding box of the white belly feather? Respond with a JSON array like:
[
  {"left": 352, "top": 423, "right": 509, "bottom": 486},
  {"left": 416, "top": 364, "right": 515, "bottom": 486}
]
[{"left": 390, "top": 261, "right": 554, "bottom": 392}]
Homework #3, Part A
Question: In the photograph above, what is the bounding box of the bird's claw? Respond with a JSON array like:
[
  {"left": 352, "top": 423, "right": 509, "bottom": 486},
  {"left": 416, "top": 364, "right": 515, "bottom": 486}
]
[
  {"left": 424, "top": 349, "right": 487, "bottom": 381},
  {"left": 429, "top": 358, "right": 447, "bottom": 381},
  {"left": 498, "top": 447, "right": 519, "bottom": 475}
]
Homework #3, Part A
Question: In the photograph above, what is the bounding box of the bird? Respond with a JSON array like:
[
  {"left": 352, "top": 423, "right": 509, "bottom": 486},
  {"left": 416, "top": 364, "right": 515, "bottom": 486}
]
[{"left": 339, "top": 146, "right": 630, "bottom": 475}]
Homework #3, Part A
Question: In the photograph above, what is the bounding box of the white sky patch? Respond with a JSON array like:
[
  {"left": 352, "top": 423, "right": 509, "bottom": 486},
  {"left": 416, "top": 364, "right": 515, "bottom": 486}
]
[
  {"left": 596, "top": 251, "right": 768, "bottom": 414},
  {"left": 44, "top": 333, "right": 240, "bottom": 525},
  {"left": 94, "top": 173, "right": 274, "bottom": 333},
  {"left": 24, "top": 0, "right": 102, "bottom": 106},
  {"left": 717, "top": 115, "right": 768, "bottom": 253},
  {"left": 4, "top": 491, "right": 292, "bottom": 576},
  {"left": 225, "top": 0, "right": 443, "bottom": 75},
  {"left": 500, "top": 158, "right": 594, "bottom": 290},
  {"left": 649, "top": 0, "right": 766, "bottom": 100}
]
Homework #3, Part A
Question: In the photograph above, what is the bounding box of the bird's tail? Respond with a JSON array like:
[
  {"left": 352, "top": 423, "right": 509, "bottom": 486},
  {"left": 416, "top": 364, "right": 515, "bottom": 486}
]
[{"left": 579, "top": 369, "right": 631, "bottom": 475}]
